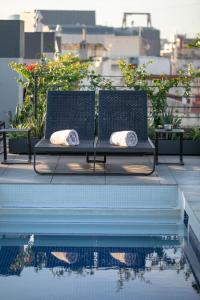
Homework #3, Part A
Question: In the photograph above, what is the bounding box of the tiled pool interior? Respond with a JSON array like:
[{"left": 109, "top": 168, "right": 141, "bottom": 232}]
[{"left": 0, "top": 235, "right": 199, "bottom": 300}]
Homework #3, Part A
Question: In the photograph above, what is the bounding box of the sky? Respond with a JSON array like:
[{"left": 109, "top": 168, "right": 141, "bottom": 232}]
[{"left": 0, "top": 0, "right": 199, "bottom": 39}]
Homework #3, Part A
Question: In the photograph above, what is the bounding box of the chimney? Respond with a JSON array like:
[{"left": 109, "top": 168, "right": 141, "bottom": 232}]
[{"left": 79, "top": 27, "right": 88, "bottom": 60}]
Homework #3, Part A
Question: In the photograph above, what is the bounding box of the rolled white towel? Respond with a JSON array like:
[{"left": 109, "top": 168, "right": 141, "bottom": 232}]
[
  {"left": 50, "top": 129, "right": 79, "bottom": 146},
  {"left": 110, "top": 130, "right": 138, "bottom": 147}
]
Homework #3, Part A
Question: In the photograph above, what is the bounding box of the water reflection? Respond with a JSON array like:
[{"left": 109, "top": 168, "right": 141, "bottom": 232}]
[
  {"left": 0, "top": 237, "right": 193, "bottom": 275},
  {"left": 0, "top": 235, "right": 199, "bottom": 298}
]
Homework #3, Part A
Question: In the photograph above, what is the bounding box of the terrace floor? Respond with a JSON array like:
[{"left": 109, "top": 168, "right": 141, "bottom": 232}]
[
  {"left": 0, "top": 152, "right": 200, "bottom": 240},
  {"left": 0, "top": 153, "right": 199, "bottom": 186}
]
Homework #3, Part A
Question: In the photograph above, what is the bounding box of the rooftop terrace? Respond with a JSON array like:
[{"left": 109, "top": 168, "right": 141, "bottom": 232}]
[
  {"left": 0, "top": 150, "right": 200, "bottom": 284},
  {"left": 0, "top": 152, "right": 200, "bottom": 236}
]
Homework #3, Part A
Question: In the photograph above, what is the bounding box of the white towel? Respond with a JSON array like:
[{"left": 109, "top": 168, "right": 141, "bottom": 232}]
[
  {"left": 110, "top": 130, "right": 138, "bottom": 147},
  {"left": 50, "top": 129, "right": 79, "bottom": 146}
]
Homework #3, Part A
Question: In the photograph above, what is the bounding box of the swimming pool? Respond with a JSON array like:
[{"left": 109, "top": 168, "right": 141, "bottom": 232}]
[{"left": 0, "top": 235, "right": 199, "bottom": 300}]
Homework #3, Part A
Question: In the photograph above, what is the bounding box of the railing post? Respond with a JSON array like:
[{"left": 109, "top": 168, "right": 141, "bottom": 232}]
[{"left": 34, "top": 73, "right": 38, "bottom": 120}]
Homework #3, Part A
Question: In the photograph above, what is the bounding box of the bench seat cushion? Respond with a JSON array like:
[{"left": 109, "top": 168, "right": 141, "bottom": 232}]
[
  {"left": 95, "top": 139, "right": 155, "bottom": 154},
  {"left": 35, "top": 138, "right": 94, "bottom": 153}
]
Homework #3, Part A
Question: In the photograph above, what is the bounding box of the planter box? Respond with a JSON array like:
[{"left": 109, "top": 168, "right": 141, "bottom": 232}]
[
  {"left": 9, "top": 138, "right": 40, "bottom": 154},
  {"left": 155, "top": 140, "right": 200, "bottom": 155},
  {"left": 183, "top": 140, "right": 200, "bottom": 155}
]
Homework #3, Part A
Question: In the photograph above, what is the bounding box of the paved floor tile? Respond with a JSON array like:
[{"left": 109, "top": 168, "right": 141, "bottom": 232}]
[
  {"left": 170, "top": 170, "right": 200, "bottom": 185},
  {"left": 0, "top": 164, "right": 52, "bottom": 184}
]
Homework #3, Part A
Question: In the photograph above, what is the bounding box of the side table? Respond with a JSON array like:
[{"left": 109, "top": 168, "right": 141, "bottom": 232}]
[
  {"left": 0, "top": 128, "right": 32, "bottom": 164},
  {"left": 155, "top": 128, "right": 184, "bottom": 165},
  {"left": 0, "top": 121, "right": 5, "bottom": 154}
]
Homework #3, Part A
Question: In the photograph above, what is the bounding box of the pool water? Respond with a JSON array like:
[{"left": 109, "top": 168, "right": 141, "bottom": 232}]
[{"left": 0, "top": 235, "right": 199, "bottom": 300}]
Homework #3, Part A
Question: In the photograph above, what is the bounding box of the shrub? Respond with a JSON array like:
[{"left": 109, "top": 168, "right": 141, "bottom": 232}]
[{"left": 9, "top": 55, "right": 90, "bottom": 137}]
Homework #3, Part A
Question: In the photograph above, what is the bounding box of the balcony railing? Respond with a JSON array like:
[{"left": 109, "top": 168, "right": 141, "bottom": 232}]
[{"left": 33, "top": 74, "right": 200, "bottom": 128}]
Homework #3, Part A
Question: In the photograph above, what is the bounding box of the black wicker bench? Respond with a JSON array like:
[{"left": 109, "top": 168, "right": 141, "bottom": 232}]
[
  {"left": 34, "top": 90, "right": 155, "bottom": 176},
  {"left": 34, "top": 91, "right": 95, "bottom": 175},
  {"left": 95, "top": 90, "right": 155, "bottom": 175}
]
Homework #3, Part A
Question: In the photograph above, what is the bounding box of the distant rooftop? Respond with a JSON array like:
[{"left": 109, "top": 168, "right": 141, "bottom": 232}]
[
  {"left": 50, "top": 25, "right": 114, "bottom": 35},
  {"left": 49, "top": 24, "right": 159, "bottom": 37},
  {"left": 37, "top": 9, "right": 96, "bottom": 26}
]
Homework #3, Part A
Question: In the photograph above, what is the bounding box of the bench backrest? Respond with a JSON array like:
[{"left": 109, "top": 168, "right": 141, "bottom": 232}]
[
  {"left": 45, "top": 91, "right": 95, "bottom": 140},
  {"left": 98, "top": 90, "right": 148, "bottom": 141}
]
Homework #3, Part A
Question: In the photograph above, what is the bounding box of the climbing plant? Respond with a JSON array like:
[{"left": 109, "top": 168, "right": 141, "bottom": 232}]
[{"left": 119, "top": 60, "right": 193, "bottom": 127}]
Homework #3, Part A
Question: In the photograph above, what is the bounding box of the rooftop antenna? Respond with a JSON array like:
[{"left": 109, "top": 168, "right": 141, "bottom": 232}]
[{"left": 122, "top": 12, "right": 152, "bottom": 28}]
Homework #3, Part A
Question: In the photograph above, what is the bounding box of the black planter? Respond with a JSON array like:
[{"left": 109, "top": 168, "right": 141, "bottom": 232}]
[
  {"left": 8, "top": 138, "right": 200, "bottom": 155},
  {"left": 154, "top": 140, "right": 200, "bottom": 155},
  {"left": 9, "top": 138, "right": 40, "bottom": 154},
  {"left": 183, "top": 140, "right": 200, "bottom": 155}
]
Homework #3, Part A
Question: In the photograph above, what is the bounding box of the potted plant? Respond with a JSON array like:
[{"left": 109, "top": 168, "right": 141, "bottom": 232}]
[
  {"left": 162, "top": 112, "right": 173, "bottom": 130},
  {"left": 8, "top": 107, "right": 45, "bottom": 153},
  {"left": 162, "top": 107, "right": 182, "bottom": 131}
]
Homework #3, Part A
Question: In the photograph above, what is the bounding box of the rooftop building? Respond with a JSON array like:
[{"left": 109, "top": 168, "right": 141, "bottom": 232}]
[{"left": 21, "top": 9, "right": 161, "bottom": 58}]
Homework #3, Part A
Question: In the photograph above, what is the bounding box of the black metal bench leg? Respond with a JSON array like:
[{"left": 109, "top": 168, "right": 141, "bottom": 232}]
[
  {"left": 0, "top": 122, "right": 5, "bottom": 155},
  {"left": 33, "top": 151, "right": 43, "bottom": 175},
  {"left": 86, "top": 152, "right": 96, "bottom": 172},
  {"left": 93, "top": 151, "right": 96, "bottom": 172},
  {"left": 86, "top": 154, "right": 106, "bottom": 164},
  {"left": 28, "top": 130, "right": 32, "bottom": 163},
  {"left": 179, "top": 132, "right": 184, "bottom": 165},
  {"left": 86, "top": 153, "right": 95, "bottom": 163},
  {"left": 155, "top": 132, "right": 159, "bottom": 165},
  {"left": 144, "top": 152, "right": 156, "bottom": 176},
  {"left": 3, "top": 132, "right": 7, "bottom": 163},
  {"left": 34, "top": 151, "right": 52, "bottom": 175},
  {"left": 132, "top": 152, "right": 156, "bottom": 176}
]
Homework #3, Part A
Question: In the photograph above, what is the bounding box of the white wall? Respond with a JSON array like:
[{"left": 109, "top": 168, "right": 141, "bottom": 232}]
[
  {"left": 104, "top": 35, "right": 142, "bottom": 58},
  {"left": 172, "top": 59, "right": 200, "bottom": 75},
  {"left": 21, "top": 12, "right": 35, "bottom": 32},
  {"left": 138, "top": 56, "right": 171, "bottom": 75},
  {"left": 0, "top": 58, "right": 23, "bottom": 124}
]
